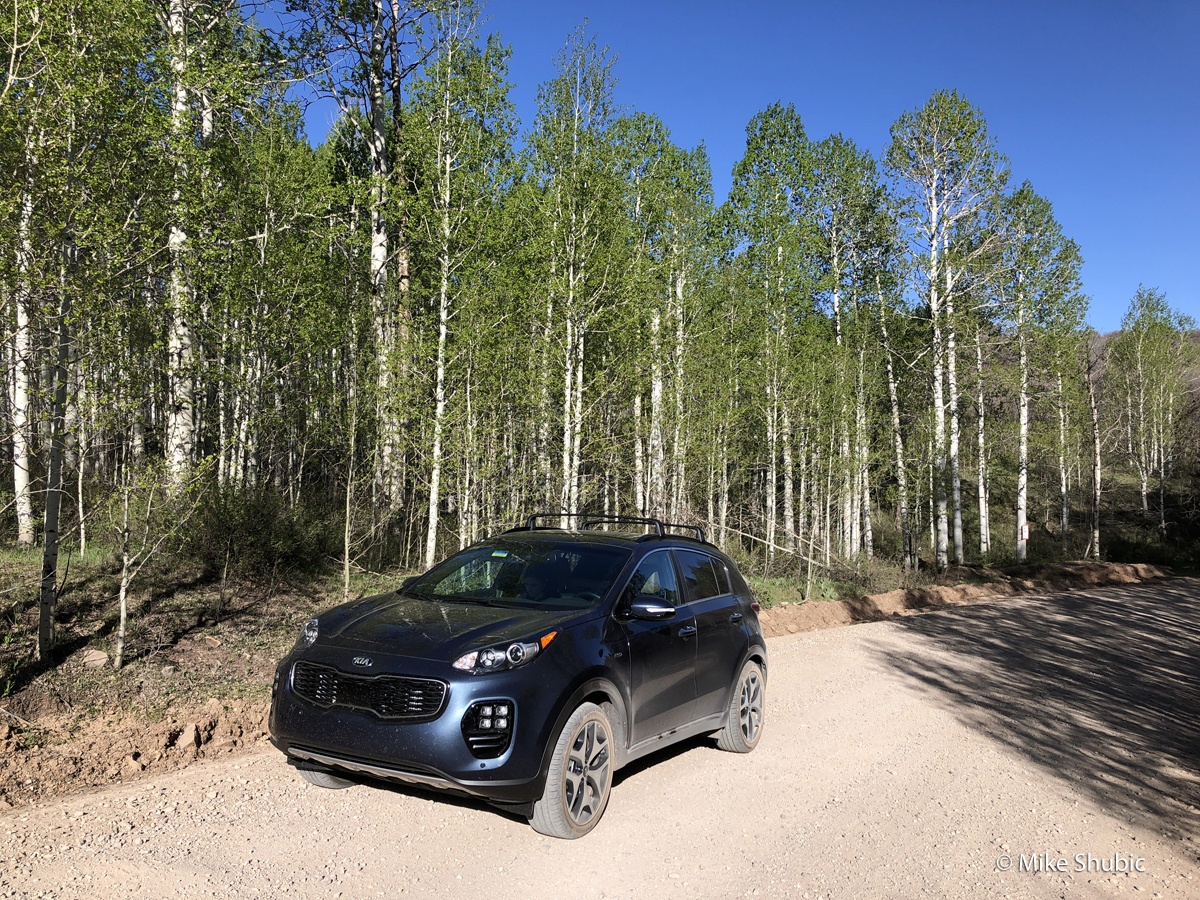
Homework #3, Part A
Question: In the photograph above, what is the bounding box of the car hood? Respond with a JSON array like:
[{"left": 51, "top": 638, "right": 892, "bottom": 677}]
[{"left": 318, "top": 593, "right": 571, "bottom": 661}]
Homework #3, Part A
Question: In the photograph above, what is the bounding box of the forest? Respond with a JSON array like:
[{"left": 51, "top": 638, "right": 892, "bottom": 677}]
[{"left": 3, "top": 0, "right": 1198, "bottom": 668}]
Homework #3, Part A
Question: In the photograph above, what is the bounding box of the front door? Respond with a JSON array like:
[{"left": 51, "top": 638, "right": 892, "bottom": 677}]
[{"left": 618, "top": 550, "right": 697, "bottom": 743}]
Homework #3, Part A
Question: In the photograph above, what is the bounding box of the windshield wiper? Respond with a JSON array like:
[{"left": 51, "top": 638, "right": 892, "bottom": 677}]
[{"left": 444, "top": 595, "right": 512, "bottom": 608}]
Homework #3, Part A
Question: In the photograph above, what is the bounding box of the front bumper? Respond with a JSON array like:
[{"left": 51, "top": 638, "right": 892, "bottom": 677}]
[{"left": 268, "top": 648, "right": 564, "bottom": 804}]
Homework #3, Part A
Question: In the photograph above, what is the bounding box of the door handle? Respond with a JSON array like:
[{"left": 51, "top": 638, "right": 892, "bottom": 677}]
[
  {"left": 678, "top": 625, "right": 697, "bottom": 638},
  {"left": 729, "top": 612, "right": 743, "bottom": 623}
]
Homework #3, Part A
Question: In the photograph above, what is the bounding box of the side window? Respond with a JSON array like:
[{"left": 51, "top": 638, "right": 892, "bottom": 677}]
[
  {"left": 675, "top": 550, "right": 724, "bottom": 603},
  {"left": 714, "top": 559, "right": 730, "bottom": 595},
  {"left": 620, "top": 552, "right": 680, "bottom": 608}
]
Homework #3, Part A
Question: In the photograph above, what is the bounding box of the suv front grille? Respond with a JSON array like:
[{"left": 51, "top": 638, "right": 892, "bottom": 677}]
[{"left": 292, "top": 661, "right": 448, "bottom": 721}]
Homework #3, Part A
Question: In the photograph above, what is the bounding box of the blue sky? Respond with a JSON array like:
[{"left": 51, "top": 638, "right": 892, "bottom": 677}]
[{"left": 300, "top": 0, "right": 1199, "bottom": 334}]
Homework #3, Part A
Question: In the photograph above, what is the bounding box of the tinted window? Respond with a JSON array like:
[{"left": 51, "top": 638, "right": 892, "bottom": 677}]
[
  {"left": 620, "top": 551, "right": 680, "bottom": 608},
  {"left": 713, "top": 559, "right": 730, "bottom": 595},
  {"left": 675, "top": 550, "right": 724, "bottom": 603}
]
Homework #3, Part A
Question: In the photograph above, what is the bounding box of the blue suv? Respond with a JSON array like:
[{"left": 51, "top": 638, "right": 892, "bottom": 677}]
[{"left": 268, "top": 514, "right": 767, "bottom": 838}]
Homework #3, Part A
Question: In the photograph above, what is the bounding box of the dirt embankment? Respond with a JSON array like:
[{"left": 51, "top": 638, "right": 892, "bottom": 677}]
[
  {"left": 0, "top": 698, "right": 270, "bottom": 811},
  {"left": 756, "top": 560, "right": 1171, "bottom": 637}
]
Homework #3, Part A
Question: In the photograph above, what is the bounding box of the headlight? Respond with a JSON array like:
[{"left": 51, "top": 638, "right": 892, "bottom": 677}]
[
  {"left": 297, "top": 617, "right": 319, "bottom": 648},
  {"left": 453, "top": 631, "right": 557, "bottom": 674}
]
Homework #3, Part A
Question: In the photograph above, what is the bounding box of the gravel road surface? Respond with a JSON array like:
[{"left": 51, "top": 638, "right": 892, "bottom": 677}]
[{"left": 3, "top": 578, "right": 1198, "bottom": 899}]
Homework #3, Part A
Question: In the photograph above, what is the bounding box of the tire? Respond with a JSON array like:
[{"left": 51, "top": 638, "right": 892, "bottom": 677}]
[
  {"left": 529, "top": 702, "right": 614, "bottom": 839},
  {"left": 716, "top": 660, "right": 764, "bottom": 753},
  {"left": 297, "top": 766, "right": 356, "bottom": 790}
]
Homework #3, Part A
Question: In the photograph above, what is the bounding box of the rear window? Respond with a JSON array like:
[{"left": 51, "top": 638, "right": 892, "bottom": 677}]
[{"left": 675, "top": 550, "right": 727, "bottom": 603}]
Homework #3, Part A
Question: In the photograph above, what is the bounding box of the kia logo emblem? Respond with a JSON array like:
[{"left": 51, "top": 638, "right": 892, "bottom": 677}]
[{"left": 353, "top": 656, "right": 373, "bottom": 667}]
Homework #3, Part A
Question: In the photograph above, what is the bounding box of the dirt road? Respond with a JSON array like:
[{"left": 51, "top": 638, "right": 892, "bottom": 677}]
[{"left": 3, "top": 579, "right": 1198, "bottom": 899}]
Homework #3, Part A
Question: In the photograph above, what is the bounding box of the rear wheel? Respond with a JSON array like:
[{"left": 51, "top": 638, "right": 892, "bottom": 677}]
[
  {"left": 716, "top": 660, "right": 764, "bottom": 753},
  {"left": 297, "top": 767, "right": 355, "bottom": 789},
  {"left": 529, "top": 702, "right": 613, "bottom": 839}
]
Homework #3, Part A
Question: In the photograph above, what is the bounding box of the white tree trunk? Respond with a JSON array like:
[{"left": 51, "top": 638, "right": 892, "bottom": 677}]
[
  {"left": 368, "top": 0, "right": 404, "bottom": 510},
  {"left": 823, "top": 427, "right": 835, "bottom": 566},
  {"left": 459, "top": 370, "right": 477, "bottom": 550},
  {"left": 12, "top": 161, "right": 36, "bottom": 546},
  {"left": 1056, "top": 371, "right": 1070, "bottom": 550},
  {"left": 782, "top": 408, "right": 795, "bottom": 551},
  {"left": 764, "top": 383, "right": 778, "bottom": 563},
  {"left": 165, "top": 0, "right": 194, "bottom": 479},
  {"left": 1016, "top": 297, "right": 1030, "bottom": 563},
  {"left": 945, "top": 269, "right": 964, "bottom": 565},
  {"left": 1085, "top": 347, "right": 1102, "bottom": 559},
  {"left": 114, "top": 490, "right": 132, "bottom": 670},
  {"left": 929, "top": 249, "right": 950, "bottom": 570},
  {"left": 879, "top": 300, "right": 913, "bottom": 569},
  {"left": 648, "top": 305, "right": 664, "bottom": 517},
  {"left": 424, "top": 63, "right": 455, "bottom": 569},
  {"left": 974, "top": 329, "right": 990, "bottom": 556},
  {"left": 855, "top": 351, "right": 872, "bottom": 558},
  {"left": 537, "top": 266, "right": 555, "bottom": 507},
  {"left": 797, "top": 424, "right": 809, "bottom": 556},
  {"left": 559, "top": 311, "right": 575, "bottom": 525},
  {"left": 840, "top": 421, "right": 853, "bottom": 557},
  {"left": 669, "top": 270, "right": 686, "bottom": 519},
  {"left": 568, "top": 322, "right": 584, "bottom": 516},
  {"left": 343, "top": 376, "right": 358, "bottom": 601},
  {"left": 633, "top": 394, "right": 644, "bottom": 514},
  {"left": 1136, "top": 353, "right": 1149, "bottom": 512},
  {"left": 717, "top": 426, "right": 729, "bottom": 548}
]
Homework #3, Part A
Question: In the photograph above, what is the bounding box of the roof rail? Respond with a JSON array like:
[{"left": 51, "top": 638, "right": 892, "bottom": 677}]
[
  {"left": 508, "top": 513, "right": 707, "bottom": 544},
  {"left": 661, "top": 521, "right": 707, "bottom": 543}
]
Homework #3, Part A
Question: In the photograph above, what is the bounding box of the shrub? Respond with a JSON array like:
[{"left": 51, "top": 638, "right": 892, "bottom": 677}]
[{"left": 182, "top": 484, "right": 342, "bottom": 580}]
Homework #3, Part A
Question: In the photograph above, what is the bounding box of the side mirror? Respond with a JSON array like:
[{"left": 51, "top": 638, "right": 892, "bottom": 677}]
[
  {"left": 629, "top": 596, "right": 676, "bottom": 621},
  {"left": 400, "top": 575, "right": 418, "bottom": 590}
]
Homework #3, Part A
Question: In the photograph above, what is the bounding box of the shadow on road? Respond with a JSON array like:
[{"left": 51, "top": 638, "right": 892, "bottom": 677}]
[{"left": 881, "top": 577, "right": 1200, "bottom": 845}]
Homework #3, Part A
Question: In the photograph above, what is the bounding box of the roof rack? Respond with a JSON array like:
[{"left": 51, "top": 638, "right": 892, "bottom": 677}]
[{"left": 508, "top": 513, "right": 707, "bottom": 544}]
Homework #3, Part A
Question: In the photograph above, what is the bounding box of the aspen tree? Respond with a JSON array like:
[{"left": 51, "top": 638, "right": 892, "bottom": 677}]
[
  {"left": 996, "top": 183, "right": 1083, "bottom": 563},
  {"left": 887, "top": 90, "right": 1008, "bottom": 569}
]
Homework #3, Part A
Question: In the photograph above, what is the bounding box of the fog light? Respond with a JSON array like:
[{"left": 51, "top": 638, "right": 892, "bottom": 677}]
[{"left": 462, "top": 699, "right": 516, "bottom": 760}]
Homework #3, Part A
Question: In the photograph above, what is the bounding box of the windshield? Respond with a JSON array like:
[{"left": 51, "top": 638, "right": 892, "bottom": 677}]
[{"left": 409, "top": 540, "right": 631, "bottom": 610}]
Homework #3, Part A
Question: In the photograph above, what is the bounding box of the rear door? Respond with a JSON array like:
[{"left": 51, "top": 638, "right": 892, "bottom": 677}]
[
  {"left": 675, "top": 549, "right": 745, "bottom": 719},
  {"left": 618, "top": 550, "right": 698, "bottom": 743}
]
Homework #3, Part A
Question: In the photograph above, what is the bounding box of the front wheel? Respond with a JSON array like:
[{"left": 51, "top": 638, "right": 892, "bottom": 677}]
[
  {"left": 529, "top": 702, "right": 614, "bottom": 839},
  {"left": 716, "top": 660, "right": 764, "bottom": 753}
]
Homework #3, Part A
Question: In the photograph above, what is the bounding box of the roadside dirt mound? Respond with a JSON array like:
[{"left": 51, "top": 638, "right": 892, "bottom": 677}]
[
  {"left": 0, "top": 698, "right": 269, "bottom": 810},
  {"left": 758, "top": 560, "right": 1171, "bottom": 637}
]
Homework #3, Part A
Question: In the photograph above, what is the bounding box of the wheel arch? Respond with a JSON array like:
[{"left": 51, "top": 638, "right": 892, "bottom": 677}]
[
  {"left": 716, "top": 643, "right": 768, "bottom": 729},
  {"left": 535, "top": 676, "right": 629, "bottom": 790},
  {"left": 746, "top": 642, "right": 768, "bottom": 681}
]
